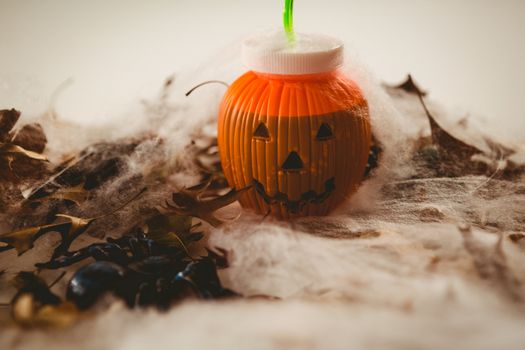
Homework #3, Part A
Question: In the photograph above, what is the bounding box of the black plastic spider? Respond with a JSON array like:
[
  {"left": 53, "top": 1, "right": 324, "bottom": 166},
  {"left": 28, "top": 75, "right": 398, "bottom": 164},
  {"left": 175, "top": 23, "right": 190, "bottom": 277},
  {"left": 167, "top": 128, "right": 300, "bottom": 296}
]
[{"left": 37, "top": 231, "right": 235, "bottom": 310}]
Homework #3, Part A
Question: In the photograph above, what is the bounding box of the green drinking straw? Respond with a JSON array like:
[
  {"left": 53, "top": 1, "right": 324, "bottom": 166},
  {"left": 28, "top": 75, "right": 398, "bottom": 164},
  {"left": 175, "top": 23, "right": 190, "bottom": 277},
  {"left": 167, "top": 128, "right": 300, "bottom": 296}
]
[{"left": 283, "top": 0, "right": 295, "bottom": 43}]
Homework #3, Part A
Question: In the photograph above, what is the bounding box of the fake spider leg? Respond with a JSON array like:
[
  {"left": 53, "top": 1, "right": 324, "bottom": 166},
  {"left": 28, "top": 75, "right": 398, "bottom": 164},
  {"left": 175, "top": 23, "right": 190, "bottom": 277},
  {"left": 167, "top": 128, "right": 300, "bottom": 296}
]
[
  {"left": 174, "top": 258, "right": 231, "bottom": 299},
  {"left": 38, "top": 242, "right": 130, "bottom": 269},
  {"left": 108, "top": 233, "right": 157, "bottom": 260},
  {"left": 127, "top": 235, "right": 147, "bottom": 260},
  {"left": 36, "top": 248, "right": 93, "bottom": 269}
]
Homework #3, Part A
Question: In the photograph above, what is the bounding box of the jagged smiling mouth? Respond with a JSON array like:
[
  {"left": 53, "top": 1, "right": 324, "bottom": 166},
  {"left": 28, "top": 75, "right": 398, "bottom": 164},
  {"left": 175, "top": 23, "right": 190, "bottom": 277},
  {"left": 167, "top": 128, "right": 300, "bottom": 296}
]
[{"left": 253, "top": 177, "right": 335, "bottom": 213}]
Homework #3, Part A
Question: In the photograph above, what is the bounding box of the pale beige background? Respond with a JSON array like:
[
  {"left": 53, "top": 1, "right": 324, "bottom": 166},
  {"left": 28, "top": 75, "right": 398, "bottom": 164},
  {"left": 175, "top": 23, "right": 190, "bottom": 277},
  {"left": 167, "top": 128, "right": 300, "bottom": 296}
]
[{"left": 0, "top": 0, "right": 524, "bottom": 140}]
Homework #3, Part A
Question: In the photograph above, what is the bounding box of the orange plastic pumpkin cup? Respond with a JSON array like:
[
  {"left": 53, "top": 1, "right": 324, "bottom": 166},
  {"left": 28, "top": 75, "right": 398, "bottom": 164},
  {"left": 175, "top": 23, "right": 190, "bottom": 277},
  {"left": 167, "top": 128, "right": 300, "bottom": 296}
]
[{"left": 218, "top": 33, "right": 372, "bottom": 219}]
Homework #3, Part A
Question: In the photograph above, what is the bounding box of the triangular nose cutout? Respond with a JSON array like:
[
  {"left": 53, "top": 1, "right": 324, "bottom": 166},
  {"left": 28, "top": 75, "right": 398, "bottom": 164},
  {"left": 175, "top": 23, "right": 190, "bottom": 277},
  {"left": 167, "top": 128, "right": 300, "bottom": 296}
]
[
  {"left": 316, "top": 123, "right": 334, "bottom": 140},
  {"left": 253, "top": 122, "right": 270, "bottom": 140},
  {"left": 281, "top": 151, "right": 304, "bottom": 171}
]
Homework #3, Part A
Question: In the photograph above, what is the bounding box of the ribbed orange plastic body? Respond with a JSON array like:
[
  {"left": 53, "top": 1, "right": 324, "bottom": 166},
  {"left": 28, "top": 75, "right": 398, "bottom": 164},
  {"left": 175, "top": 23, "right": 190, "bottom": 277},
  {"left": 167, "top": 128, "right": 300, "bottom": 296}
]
[{"left": 218, "top": 70, "right": 371, "bottom": 218}]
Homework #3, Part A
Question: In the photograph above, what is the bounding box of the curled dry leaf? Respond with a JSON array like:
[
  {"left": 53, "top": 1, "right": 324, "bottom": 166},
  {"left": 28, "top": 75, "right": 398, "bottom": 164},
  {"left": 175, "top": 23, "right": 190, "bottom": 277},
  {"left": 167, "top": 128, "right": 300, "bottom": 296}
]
[
  {"left": 192, "top": 137, "right": 229, "bottom": 191},
  {"left": 391, "top": 75, "right": 524, "bottom": 179},
  {"left": 46, "top": 185, "right": 89, "bottom": 206},
  {"left": 166, "top": 186, "right": 251, "bottom": 227},
  {"left": 418, "top": 95, "right": 480, "bottom": 163},
  {"left": 0, "top": 109, "right": 48, "bottom": 162},
  {"left": 394, "top": 78, "right": 489, "bottom": 177},
  {"left": 51, "top": 214, "right": 96, "bottom": 258},
  {"left": 0, "top": 109, "right": 50, "bottom": 187},
  {"left": 11, "top": 123, "right": 47, "bottom": 154},
  {"left": 0, "top": 143, "right": 47, "bottom": 162}
]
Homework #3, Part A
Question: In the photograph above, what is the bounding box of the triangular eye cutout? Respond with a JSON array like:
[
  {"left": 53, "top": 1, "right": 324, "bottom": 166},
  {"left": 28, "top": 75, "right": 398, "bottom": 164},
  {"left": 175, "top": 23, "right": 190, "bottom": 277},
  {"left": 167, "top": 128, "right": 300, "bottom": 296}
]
[
  {"left": 281, "top": 151, "right": 304, "bottom": 171},
  {"left": 253, "top": 122, "right": 270, "bottom": 140},
  {"left": 316, "top": 123, "right": 334, "bottom": 140}
]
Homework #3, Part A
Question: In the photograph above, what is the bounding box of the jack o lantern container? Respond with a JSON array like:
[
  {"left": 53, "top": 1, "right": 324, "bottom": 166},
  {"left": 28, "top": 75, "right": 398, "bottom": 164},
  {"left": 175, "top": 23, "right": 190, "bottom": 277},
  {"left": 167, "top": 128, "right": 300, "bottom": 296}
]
[{"left": 218, "top": 32, "right": 372, "bottom": 218}]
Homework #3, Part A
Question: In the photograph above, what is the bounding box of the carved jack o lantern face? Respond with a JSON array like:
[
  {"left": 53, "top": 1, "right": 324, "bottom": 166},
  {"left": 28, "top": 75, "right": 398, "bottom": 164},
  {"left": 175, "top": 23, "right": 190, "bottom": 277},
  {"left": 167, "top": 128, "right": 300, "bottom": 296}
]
[{"left": 218, "top": 71, "right": 371, "bottom": 218}]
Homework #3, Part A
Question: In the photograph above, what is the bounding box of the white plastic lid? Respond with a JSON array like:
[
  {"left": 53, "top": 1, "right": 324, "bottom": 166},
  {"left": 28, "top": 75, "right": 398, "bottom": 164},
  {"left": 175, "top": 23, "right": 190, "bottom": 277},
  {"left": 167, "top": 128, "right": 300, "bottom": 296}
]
[{"left": 242, "top": 31, "right": 344, "bottom": 75}]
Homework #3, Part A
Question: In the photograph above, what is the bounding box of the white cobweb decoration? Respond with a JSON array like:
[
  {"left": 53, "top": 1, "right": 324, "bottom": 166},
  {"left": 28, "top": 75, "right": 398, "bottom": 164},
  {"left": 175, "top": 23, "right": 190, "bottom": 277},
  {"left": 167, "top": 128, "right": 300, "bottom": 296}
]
[{"left": 1, "top": 41, "right": 525, "bottom": 350}]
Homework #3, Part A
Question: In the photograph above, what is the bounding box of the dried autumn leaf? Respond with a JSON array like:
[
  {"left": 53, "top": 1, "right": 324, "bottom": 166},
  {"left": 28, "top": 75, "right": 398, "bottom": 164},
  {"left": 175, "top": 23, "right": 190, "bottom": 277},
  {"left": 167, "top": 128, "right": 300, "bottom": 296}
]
[
  {"left": 409, "top": 84, "right": 493, "bottom": 177},
  {"left": 0, "top": 109, "right": 51, "bottom": 186},
  {"left": 22, "top": 156, "right": 82, "bottom": 201},
  {"left": 29, "top": 184, "right": 89, "bottom": 206},
  {"left": 146, "top": 214, "right": 190, "bottom": 239},
  {"left": 0, "top": 109, "right": 48, "bottom": 165},
  {"left": 166, "top": 231, "right": 190, "bottom": 256},
  {"left": 166, "top": 186, "right": 250, "bottom": 227},
  {"left": 48, "top": 187, "right": 145, "bottom": 257},
  {"left": 191, "top": 136, "right": 230, "bottom": 191},
  {"left": 0, "top": 215, "right": 93, "bottom": 256},
  {"left": 49, "top": 185, "right": 89, "bottom": 205},
  {"left": 391, "top": 75, "right": 427, "bottom": 96},
  {"left": 25, "top": 140, "right": 141, "bottom": 203},
  {"left": 406, "top": 75, "right": 521, "bottom": 178},
  {"left": 144, "top": 214, "right": 202, "bottom": 255},
  {"left": 0, "top": 226, "right": 44, "bottom": 255},
  {"left": 51, "top": 214, "right": 95, "bottom": 258},
  {"left": 55, "top": 214, "right": 93, "bottom": 234},
  {"left": 0, "top": 153, "right": 50, "bottom": 185},
  {"left": 11, "top": 123, "right": 47, "bottom": 154},
  {"left": 0, "top": 143, "right": 48, "bottom": 161},
  {"left": 1, "top": 188, "right": 145, "bottom": 256},
  {"left": 417, "top": 94, "right": 480, "bottom": 160},
  {"left": 0, "top": 109, "right": 21, "bottom": 142}
]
